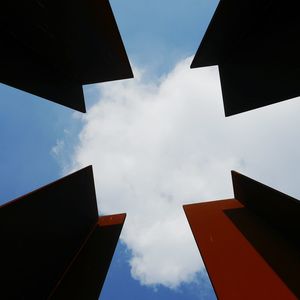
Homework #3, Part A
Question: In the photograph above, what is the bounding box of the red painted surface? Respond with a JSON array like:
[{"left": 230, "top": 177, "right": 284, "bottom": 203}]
[
  {"left": 99, "top": 213, "right": 127, "bottom": 227},
  {"left": 184, "top": 199, "right": 297, "bottom": 300}
]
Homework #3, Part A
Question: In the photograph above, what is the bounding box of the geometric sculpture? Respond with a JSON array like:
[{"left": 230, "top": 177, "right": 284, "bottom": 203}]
[
  {"left": 0, "top": 165, "right": 125, "bottom": 299},
  {"left": 184, "top": 171, "right": 300, "bottom": 300},
  {"left": 191, "top": 1, "right": 300, "bottom": 116},
  {"left": 0, "top": 1, "right": 133, "bottom": 112}
]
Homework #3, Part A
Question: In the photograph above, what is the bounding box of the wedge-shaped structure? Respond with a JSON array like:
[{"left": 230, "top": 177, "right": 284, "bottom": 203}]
[
  {"left": 191, "top": 0, "right": 300, "bottom": 116},
  {"left": 184, "top": 171, "right": 300, "bottom": 300},
  {"left": 0, "top": 165, "right": 125, "bottom": 299},
  {"left": 0, "top": 0, "right": 133, "bottom": 112}
]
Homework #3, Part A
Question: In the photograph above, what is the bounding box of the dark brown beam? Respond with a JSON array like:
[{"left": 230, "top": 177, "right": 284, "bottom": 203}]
[
  {"left": 0, "top": 0, "right": 133, "bottom": 112},
  {"left": 0, "top": 166, "right": 126, "bottom": 299},
  {"left": 49, "top": 214, "right": 126, "bottom": 300},
  {"left": 232, "top": 171, "right": 300, "bottom": 246},
  {"left": 191, "top": 0, "right": 300, "bottom": 116}
]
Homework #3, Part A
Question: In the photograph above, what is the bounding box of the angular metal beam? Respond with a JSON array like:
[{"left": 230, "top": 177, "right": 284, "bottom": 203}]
[
  {"left": 50, "top": 214, "right": 126, "bottom": 299},
  {"left": 231, "top": 171, "right": 300, "bottom": 245},
  {"left": 184, "top": 171, "right": 300, "bottom": 299},
  {"left": 0, "top": 166, "right": 126, "bottom": 299},
  {"left": 191, "top": 0, "right": 300, "bottom": 116},
  {"left": 0, "top": 0, "right": 133, "bottom": 112}
]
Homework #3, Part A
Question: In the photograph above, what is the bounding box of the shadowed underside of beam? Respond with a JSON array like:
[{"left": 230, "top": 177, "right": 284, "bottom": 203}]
[
  {"left": 0, "top": 0, "right": 133, "bottom": 112},
  {"left": 49, "top": 214, "right": 126, "bottom": 300},
  {"left": 0, "top": 166, "right": 126, "bottom": 300},
  {"left": 191, "top": 0, "right": 300, "bottom": 116}
]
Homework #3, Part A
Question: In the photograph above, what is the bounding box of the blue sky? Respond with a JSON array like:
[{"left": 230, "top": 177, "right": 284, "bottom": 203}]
[
  {"left": 109, "top": 0, "right": 218, "bottom": 75},
  {"left": 100, "top": 242, "right": 214, "bottom": 300},
  {"left": 2, "top": 0, "right": 300, "bottom": 299}
]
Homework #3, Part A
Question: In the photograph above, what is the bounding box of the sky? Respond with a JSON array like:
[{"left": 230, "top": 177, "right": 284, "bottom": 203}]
[{"left": 1, "top": 0, "right": 300, "bottom": 299}]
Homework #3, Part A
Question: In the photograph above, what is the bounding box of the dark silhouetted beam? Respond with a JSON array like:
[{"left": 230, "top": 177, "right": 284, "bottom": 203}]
[
  {"left": 0, "top": 166, "right": 126, "bottom": 299},
  {"left": 231, "top": 171, "right": 300, "bottom": 246},
  {"left": 0, "top": 0, "right": 133, "bottom": 112},
  {"left": 184, "top": 171, "right": 300, "bottom": 299},
  {"left": 49, "top": 214, "right": 126, "bottom": 299},
  {"left": 191, "top": 0, "right": 300, "bottom": 116}
]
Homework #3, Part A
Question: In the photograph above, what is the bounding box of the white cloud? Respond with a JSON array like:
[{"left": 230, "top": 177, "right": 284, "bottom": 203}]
[
  {"left": 66, "top": 57, "right": 300, "bottom": 288},
  {"left": 51, "top": 139, "right": 65, "bottom": 156}
]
